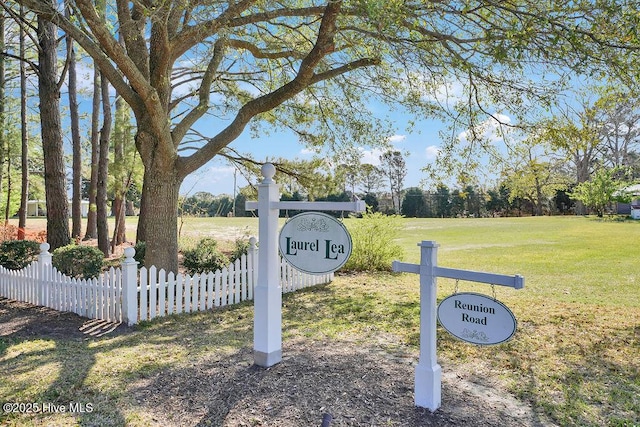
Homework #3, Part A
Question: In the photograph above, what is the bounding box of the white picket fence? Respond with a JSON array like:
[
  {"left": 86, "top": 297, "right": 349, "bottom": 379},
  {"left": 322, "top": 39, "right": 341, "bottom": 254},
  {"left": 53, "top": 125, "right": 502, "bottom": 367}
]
[{"left": 0, "top": 239, "right": 333, "bottom": 325}]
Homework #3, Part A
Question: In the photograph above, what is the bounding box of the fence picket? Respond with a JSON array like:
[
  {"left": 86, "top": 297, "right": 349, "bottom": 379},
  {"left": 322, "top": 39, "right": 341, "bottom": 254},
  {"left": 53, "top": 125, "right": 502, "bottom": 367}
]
[
  {"left": 206, "top": 272, "right": 214, "bottom": 309},
  {"left": 184, "top": 274, "right": 192, "bottom": 313},
  {"left": 233, "top": 260, "right": 241, "bottom": 304},
  {"left": 214, "top": 270, "right": 221, "bottom": 307},
  {"left": 167, "top": 271, "right": 175, "bottom": 315},
  {"left": 115, "top": 269, "right": 122, "bottom": 322},
  {"left": 199, "top": 274, "right": 206, "bottom": 311},
  {"left": 158, "top": 269, "right": 166, "bottom": 317},
  {"left": 149, "top": 266, "right": 158, "bottom": 321},
  {"left": 221, "top": 268, "right": 229, "bottom": 307},
  {"left": 175, "top": 273, "right": 184, "bottom": 314},
  {"left": 240, "top": 254, "right": 248, "bottom": 301},
  {"left": 190, "top": 274, "right": 199, "bottom": 313},
  {"left": 98, "top": 274, "right": 105, "bottom": 320},
  {"left": 139, "top": 267, "right": 148, "bottom": 321}
]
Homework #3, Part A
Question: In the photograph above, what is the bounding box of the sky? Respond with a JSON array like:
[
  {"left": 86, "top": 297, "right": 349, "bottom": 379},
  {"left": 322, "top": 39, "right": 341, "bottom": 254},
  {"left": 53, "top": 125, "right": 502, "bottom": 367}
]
[
  {"left": 178, "top": 108, "right": 514, "bottom": 197},
  {"left": 179, "top": 117, "right": 447, "bottom": 197}
]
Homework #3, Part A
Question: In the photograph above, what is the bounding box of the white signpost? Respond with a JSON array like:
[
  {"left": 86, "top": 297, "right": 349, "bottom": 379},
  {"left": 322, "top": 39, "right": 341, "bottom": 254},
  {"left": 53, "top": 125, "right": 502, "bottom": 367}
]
[
  {"left": 246, "top": 163, "right": 365, "bottom": 367},
  {"left": 393, "top": 241, "right": 524, "bottom": 411}
]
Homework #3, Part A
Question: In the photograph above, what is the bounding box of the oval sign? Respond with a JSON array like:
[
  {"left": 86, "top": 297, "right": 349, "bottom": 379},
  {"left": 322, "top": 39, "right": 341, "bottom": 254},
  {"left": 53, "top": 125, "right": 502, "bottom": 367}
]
[
  {"left": 278, "top": 212, "right": 352, "bottom": 274},
  {"left": 437, "top": 292, "right": 517, "bottom": 346}
]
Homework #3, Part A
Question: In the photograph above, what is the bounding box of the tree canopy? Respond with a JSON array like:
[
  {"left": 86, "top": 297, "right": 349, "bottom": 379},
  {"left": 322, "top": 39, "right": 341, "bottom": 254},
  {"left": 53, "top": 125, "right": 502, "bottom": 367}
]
[{"left": 10, "top": 0, "right": 640, "bottom": 272}]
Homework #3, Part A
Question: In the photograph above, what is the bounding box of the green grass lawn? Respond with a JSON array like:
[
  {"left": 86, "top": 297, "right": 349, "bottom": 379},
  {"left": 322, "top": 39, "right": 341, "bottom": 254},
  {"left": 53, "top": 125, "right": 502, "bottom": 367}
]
[{"left": 1, "top": 215, "right": 639, "bottom": 426}]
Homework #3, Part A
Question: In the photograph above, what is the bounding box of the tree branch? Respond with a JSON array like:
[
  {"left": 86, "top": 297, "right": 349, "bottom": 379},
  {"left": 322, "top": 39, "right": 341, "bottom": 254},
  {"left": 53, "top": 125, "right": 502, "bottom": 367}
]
[{"left": 172, "top": 38, "right": 227, "bottom": 146}]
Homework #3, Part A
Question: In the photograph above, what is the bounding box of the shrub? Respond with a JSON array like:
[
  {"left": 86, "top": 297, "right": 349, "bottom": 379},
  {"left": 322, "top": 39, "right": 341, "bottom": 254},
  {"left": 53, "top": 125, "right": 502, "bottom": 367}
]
[
  {"left": 229, "top": 237, "right": 252, "bottom": 264},
  {"left": 0, "top": 240, "right": 41, "bottom": 270},
  {"left": 52, "top": 245, "right": 105, "bottom": 279},
  {"left": 182, "top": 237, "right": 230, "bottom": 275},
  {"left": 343, "top": 211, "right": 404, "bottom": 272},
  {"left": 133, "top": 241, "right": 146, "bottom": 266}
]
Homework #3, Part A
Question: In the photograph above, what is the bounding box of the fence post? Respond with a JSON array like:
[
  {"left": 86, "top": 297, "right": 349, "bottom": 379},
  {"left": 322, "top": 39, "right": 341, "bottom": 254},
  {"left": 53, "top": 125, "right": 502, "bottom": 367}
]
[
  {"left": 38, "top": 243, "right": 52, "bottom": 306},
  {"left": 415, "top": 241, "right": 442, "bottom": 410},
  {"left": 121, "top": 247, "right": 139, "bottom": 325}
]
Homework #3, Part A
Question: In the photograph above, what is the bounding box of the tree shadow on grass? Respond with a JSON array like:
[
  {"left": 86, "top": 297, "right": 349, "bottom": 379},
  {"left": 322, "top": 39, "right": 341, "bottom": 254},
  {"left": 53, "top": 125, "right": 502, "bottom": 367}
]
[{"left": 0, "top": 298, "right": 129, "bottom": 426}]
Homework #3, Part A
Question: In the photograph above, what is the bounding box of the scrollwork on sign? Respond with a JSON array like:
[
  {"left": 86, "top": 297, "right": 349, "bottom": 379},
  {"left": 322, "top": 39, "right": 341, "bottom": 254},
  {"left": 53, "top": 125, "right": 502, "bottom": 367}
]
[
  {"left": 296, "top": 218, "right": 329, "bottom": 232},
  {"left": 461, "top": 328, "right": 490, "bottom": 343}
]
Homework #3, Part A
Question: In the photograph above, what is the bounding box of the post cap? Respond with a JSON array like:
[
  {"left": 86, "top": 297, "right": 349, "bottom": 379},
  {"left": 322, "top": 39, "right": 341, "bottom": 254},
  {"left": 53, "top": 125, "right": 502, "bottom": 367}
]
[
  {"left": 123, "top": 247, "right": 136, "bottom": 260},
  {"left": 261, "top": 163, "right": 276, "bottom": 183}
]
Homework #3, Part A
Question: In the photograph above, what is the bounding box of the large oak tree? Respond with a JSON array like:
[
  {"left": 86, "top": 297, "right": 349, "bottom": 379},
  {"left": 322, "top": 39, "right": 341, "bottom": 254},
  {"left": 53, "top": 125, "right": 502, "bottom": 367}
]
[{"left": 14, "top": 0, "right": 639, "bottom": 272}]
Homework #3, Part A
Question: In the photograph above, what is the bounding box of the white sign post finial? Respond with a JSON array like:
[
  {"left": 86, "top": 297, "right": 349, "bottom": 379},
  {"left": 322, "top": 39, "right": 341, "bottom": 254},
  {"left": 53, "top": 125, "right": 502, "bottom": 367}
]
[{"left": 261, "top": 162, "right": 276, "bottom": 183}]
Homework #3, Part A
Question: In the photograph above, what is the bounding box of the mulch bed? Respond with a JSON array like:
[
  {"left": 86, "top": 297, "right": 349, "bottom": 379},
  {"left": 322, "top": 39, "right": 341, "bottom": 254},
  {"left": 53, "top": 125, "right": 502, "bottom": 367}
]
[{"left": 0, "top": 298, "right": 555, "bottom": 426}]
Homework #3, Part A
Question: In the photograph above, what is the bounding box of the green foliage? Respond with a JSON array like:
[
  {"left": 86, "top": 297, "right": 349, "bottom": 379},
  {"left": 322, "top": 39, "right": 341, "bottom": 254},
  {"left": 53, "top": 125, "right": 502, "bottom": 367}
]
[
  {"left": 570, "top": 167, "right": 631, "bottom": 217},
  {"left": 182, "top": 237, "right": 230, "bottom": 275},
  {"left": 401, "top": 187, "right": 428, "bottom": 217},
  {"left": 343, "top": 211, "right": 404, "bottom": 271},
  {"left": 133, "top": 241, "right": 146, "bottom": 266},
  {"left": 229, "top": 238, "right": 251, "bottom": 264},
  {"left": 180, "top": 192, "right": 235, "bottom": 217},
  {"left": 52, "top": 245, "right": 104, "bottom": 279},
  {"left": 0, "top": 240, "right": 41, "bottom": 270}
]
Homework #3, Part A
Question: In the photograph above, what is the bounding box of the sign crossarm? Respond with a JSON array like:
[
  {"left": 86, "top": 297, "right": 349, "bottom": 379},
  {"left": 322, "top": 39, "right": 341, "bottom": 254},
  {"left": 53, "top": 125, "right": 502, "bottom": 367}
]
[
  {"left": 392, "top": 261, "right": 420, "bottom": 274},
  {"left": 434, "top": 267, "right": 524, "bottom": 289},
  {"left": 246, "top": 200, "right": 365, "bottom": 212}
]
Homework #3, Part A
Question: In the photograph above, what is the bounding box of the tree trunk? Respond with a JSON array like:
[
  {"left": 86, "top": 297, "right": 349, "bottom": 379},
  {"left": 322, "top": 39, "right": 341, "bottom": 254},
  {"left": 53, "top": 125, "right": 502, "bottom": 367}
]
[
  {"left": 67, "top": 6, "right": 82, "bottom": 240},
  {"left": 574, "top": 150, "right": 592, "bottom": 216},
  {"left": 111, "top": 195, "right": 126, "bottom": 252},
  {"left": 97, "top": 74, "right": 111, "bottom": 256},
  {"left": 111, "top": 95, "right": 129, "bottom": 247},
  {"left": 534, "top": 177, "right": 544, "bottom": 216},
  {"left": 4, "top": 154, "right": 11, "bottom": 223},
  {"left": 126, "top": 200, "right": 135, "bottom": 216},
  {"left": 38, "top": 13, "right": 70, "bottom": 250},
  {"left": 84, "top": 65, "right": 100, "bottom": 239},
  {"left": 138, "top": 166, "right": 181, "bottom": 273},
  {"left": 18, "top": 5, "right": 29, "bottom": 240},
  {"left": 0, "top": 13, "right": 4, "bottom": 217}
]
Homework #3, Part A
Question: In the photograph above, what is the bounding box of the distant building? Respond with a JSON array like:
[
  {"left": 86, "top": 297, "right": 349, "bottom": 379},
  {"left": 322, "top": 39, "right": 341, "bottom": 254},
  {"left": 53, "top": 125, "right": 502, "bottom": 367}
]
[
  {"left": 616, "top": 184, "right": 640, "bottom": 217},
  {"left": 27, "top": 200, "right": 90, "bottom": 217}
]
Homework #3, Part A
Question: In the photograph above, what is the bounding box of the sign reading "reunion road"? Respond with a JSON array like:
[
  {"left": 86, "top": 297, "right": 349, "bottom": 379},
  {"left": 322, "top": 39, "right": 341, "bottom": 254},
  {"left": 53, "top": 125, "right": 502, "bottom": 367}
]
[
  {"left": 437, "top": 292, "right": 517, "bottom": 345},
  {"left": 278, "top": 212, "right": 353, "bottom": 275}
]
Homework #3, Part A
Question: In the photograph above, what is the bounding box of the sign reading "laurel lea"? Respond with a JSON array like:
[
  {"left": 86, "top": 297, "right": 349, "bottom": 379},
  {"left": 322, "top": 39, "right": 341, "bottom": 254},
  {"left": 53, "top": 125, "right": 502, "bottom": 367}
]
[
  {"left": 437, "top": 292, "right": 517, "bottom": 346},
  {"left": 278, "top": 212, "right": 352, "bottom": 275}
]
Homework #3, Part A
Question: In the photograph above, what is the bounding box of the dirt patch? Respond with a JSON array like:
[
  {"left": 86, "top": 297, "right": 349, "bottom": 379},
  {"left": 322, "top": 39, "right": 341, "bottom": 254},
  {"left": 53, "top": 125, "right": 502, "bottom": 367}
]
[{"left": 0, "top": 298, "right": 556, "bottom": 426}]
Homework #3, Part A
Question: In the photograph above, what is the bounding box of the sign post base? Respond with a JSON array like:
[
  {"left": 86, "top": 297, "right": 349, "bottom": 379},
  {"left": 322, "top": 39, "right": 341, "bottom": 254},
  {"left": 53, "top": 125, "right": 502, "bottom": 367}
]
[{"left": 415, "top": 363, "right": 442, "bottom": 411}]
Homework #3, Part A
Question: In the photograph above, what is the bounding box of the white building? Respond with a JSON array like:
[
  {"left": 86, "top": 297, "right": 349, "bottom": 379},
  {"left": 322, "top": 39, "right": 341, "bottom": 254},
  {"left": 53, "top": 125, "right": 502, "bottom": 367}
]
[{"left": 26, "top": 200, "right": 90, "bottom": 217}]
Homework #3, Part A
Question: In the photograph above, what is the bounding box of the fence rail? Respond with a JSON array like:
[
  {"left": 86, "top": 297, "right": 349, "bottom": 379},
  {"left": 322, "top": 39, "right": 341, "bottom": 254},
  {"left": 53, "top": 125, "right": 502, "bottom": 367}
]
[{"left": 0, "top": 240, "right": 332, "bottom": 325}]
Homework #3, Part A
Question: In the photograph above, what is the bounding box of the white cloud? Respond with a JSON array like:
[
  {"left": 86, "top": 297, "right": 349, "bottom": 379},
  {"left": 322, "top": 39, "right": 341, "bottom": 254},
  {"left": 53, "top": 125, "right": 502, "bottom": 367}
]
[
  {"left": 358, "top": 147, "right": 384, "bottom": 165},
  {"left": 388, "top": 134, "right": 406, "bottom": 144},
  {"left": 425, "top": 145, "right": 440, "bottom": 161},
  {"left": 458, "top": 114, "right": 513, "bottom": 144},
  {"left": 299, "top": 147, "right": 319, "bottom": 157}
]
